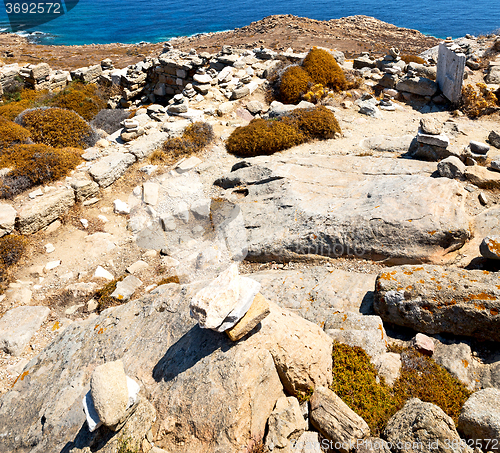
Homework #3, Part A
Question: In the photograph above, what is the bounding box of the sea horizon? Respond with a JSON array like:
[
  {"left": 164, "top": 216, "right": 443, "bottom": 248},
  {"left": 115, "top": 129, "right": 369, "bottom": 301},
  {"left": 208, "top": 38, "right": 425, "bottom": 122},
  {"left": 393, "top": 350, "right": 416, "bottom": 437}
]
[{"left": 0, "top": 0, "right": 499, "bottom": 46}]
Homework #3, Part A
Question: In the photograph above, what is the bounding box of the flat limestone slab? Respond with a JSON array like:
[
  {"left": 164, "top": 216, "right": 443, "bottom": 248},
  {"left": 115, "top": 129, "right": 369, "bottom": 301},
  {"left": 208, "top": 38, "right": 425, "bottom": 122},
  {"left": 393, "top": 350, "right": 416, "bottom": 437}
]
[
  {"left": 0, "top": 306, "right": 50, "bottom": 356},
  {"left": 226, "top": 293, "right": 270, "bottom": 341},
  {"left": 89, "top": 152, "right": 136, "bottom": 188},
  {"left": 227, "top": 153, "right": 470, "bottom": 264},
  {"left": 16, "top": 188, "right": 74, "bottom": 234}
]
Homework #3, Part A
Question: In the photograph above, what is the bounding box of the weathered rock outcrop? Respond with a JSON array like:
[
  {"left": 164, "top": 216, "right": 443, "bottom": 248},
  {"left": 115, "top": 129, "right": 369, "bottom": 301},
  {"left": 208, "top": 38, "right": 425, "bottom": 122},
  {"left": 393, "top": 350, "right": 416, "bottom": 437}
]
[
  {"left": 217, "top": 154, "right": 470, "bottom": 264},
  {"left": 384, "top": 398, "right": 471, "bottom": 453},
  {"left": 16, "top": 187, "right": 75, "bottom": 234},
  {"left": 374, "top": 265, "right": 500, "bottom": 341},
  {"left": 0, "top": 281, "right": 332, "bottom": 453}
]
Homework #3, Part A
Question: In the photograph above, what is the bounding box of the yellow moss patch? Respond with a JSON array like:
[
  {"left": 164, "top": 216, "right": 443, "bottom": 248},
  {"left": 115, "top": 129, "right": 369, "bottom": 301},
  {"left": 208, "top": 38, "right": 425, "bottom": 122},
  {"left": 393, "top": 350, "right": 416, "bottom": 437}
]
[
  {"left": 48, "top": 82, "right": 107, "bottom": 121},
  {"left": 302, "top": 47, "right": 347, "bottom": 91},
  {"left": 279, "top": 65, "right": 312, "bottom": 104},
  {"left": 0, "top": 117, "right": 31, "bottom": 150}
]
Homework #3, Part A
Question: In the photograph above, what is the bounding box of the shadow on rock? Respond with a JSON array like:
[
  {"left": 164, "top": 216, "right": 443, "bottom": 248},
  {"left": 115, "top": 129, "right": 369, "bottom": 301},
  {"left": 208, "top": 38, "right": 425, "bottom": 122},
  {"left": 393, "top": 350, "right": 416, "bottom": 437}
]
[{"left": 153, "top": 324, "right": 234, "bottom": 382}]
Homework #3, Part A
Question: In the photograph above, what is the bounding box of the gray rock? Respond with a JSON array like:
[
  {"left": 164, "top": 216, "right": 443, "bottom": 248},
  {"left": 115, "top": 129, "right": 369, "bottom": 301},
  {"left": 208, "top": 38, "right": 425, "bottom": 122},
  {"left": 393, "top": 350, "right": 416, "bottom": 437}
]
[
  {"left": 489, "top": 130, "right": 500, "bottom": 149},
  {"left": 372, "top": 353, "right": 401, "bottom": 387},
  {"left": 374, "top": 265, "right": 500, "bottom": 341},
  {"left": 360, "top": 135, "right": 414, "bottom": 153},
  {"left": 293, "top": 431, "right": 323, "bottom": 453},
  {"left": 433, "top": 342, "right": 479, "bottom": 391},
  {"left": 121, "top": 127, "right": 145, "bottom": 142},
  {"left": 0, "top": 282, "right": 334, "bottom": 453},
  {"left": 384, "top": 398, "right": 471, "bottom": 453},
  {"left": 458, "top": 388, "right": 500, "bottom": 451},
  {"left": 167, "top": 103, "right": 188, "bottom": 114},
  {"left": 246, "top": 100, "right": 264, "bottom": 114},
  {"left": 90, "top": 360, "right": 129, "bottom": 427},
  {"left": 469, "top": 140, "right": 490, "bottom": 155},
  {"left": 0, "top": 306, "right": 50, "bottom": 356},
  {"left": 417, "top": 132, "right": 450, "bottom": 148},
  {"left": 396, "top": 75, "right": 438, "bottom": 96},
  {"left": 227, "top": 153, "right": 469, "bottom": 264},
  {"left": 420, "top": 117, "right": 443, "bottom": 135},
  {"left": 128, "top": 130, "right": 169, "bottom": 159},
  {"left": 265, "top": 396, "right": 307, "bottom": 451},
  {"left": 437, "top": 156, "right": 466, "bottom": 179},
  {"left": 89, "top": 152, "right": 136, "bottom": 188},
  {"left": 0, "top": 203, "right": 16, "bottom": 237},
  {"left": 231, "top": 86, "right": 250, "bottom": 100},
  {"left": 16, "top": 187, "right": 75, "bottom": 234},
  {"left": 110, "top": 275, "right": 142, "bottom": 302},
  {"left": 359, "top": 103, "right": 382, "bottom": 118},
  {"left": 485, "top": 64, "right": 500, "bottom": 84},
  {"left": 479, "top": 235, "right": 500, "bottom": 260},
  {"left": 353, "top": 56, "right": 376, "bottom": 70},
  {"left": 142, "top": 182, "right": 159, "bottom": 206},
  {"left": 70, "top": 179, "right": 100, "bottom": 202},
  {"left": 490, "top": 159, "right": 500, "bottom": 172},
  {"left": 326, "top": 329, "right": 387, "bottom": 360},
  {"left": 310, "top": 386, "right": 370, "bottom": 453},
  {"left": 407, "top": 62, "right": 437, "bottom": 81},
  {"left": 214, "top": 164, "right": 277, "bottom": 189}
]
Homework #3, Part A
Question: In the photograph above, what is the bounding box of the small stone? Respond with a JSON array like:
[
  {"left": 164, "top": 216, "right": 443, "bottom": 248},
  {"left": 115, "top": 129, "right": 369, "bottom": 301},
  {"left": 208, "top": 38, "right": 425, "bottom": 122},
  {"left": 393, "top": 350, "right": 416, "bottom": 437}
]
[
  {"left": 246, "top": 100, "right": 264, "bottom": 114},
  {"left": 142, "top": 183, "right": 159, "bottom": 206},
  {"left": 0, "top": 306, "right": 50, "bottom": 356},
  {"left": 87, "top": 299, "right": 98, "bottom": 312},
  {"left": 160, "top": 214, "right": 176, "bottom": 232},
  {"left": 98, "top": 215, "right": 108, "bottom": 223},
  {"left": 373, "top": 353, "right": 401, "bottom": 387},
  {"left": 190, "top": 199, "right": 211, "bottom": 219},
  {"left": 80, "top": 219, "right": 89, "bottom": 229},
  {"left": 161, "top": 256, "right": 180, "bottom": 267},
  {"left": 113, "top": 200, "right": 130, "bottom": 215},
  {"left": 45, "top": 220, "right": 62, "bottom": 233},
  {"left": 480, "top": 236, "right": 500, "bottom": 260},
  {"left": 226, "top": 293, "right": 271, "bottom": 341},
  {"left": 44, "top": 243, "right": 55, "bottom": 253},
  {"left": 411, "top": 333, "right": 435, "bottom": 355},
  {"left": 45, "top": 260, "right": 61, "bottom": 271},
  {"left": 94, "top": 266, "right": 114, "bottom": 281},
  {"left": 0, "top": 203, "right": 16, "bottom": 237},
  {"left": 173, "top": 202, "right": 189, "bottom": 223},
  {"left": 478, "top": 192, "right": 488, "bottom": 206},
  {"left": 110, "top": 275, "right": 142, "bottom": 302},
  {"left": 469, "top": 140, "right": 490, "bottom": 155},
  {"left": 90, "top": 360, "right": 129, "bottom": 427},
  {"left": 126, "top": 260, "right": 149, "bottom": 274},
  {"left": 417, "top": 132, "right": 449, "bottom": 148}
]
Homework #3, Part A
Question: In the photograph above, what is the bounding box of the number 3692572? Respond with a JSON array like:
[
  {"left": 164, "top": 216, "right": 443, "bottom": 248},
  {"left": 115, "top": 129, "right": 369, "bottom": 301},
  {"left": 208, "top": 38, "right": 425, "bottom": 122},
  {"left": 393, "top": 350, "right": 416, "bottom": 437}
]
[{"left": 5, "top": 3, "right": 62, "bottom": 14}]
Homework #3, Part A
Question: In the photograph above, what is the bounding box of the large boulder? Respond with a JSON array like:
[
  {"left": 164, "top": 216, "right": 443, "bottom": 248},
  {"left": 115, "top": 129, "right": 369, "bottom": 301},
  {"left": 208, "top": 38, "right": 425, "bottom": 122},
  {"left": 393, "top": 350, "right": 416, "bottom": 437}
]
[
  {"left": 0, "top": 282, "right": 332, "bottom": 453},
  {"left": 396, "top": 75, "right": 438, "bottom": 96},
  {"left": 458, "top": 388, "right": 500, "bottom": 451},
  {"left": 384, "top": 399, "right": 471, "bottom": 453},
  {"left": 16, "top": 187, "right": 75, "bottom": 234},
  {"left": 220, "top": 154, "right": 470, "bottom": 264},
  {"left": 374, "top": 265, "right": 500, "bottom": 341}
]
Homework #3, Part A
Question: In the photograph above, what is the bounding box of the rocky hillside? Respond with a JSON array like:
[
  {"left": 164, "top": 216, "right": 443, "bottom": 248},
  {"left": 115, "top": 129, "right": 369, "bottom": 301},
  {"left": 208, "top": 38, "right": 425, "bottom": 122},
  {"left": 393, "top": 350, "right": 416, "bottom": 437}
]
[{"left": 0, "top": 16, "right": 500, "bottom": 453}]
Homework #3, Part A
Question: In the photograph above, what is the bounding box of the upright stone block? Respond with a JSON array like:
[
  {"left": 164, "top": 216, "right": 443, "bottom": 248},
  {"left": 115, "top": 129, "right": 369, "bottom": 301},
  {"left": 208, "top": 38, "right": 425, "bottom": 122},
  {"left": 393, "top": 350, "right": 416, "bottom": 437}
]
[{"left": 437, "top": 42, "right": 466, "bottom": 103}]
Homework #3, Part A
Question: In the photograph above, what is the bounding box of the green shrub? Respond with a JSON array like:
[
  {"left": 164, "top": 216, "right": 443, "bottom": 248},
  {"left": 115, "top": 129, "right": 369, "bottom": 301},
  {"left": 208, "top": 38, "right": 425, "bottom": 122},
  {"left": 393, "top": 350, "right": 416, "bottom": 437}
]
[
  {"left": 285, "top": 106, "right": 341, "bottom": 139},
  {"left": 330, "top": 342, "right": 472, "bottom": 436},
  {"left": 279, "top": 65, "right": 312, "bottom": 104},
  {"left": 0, "top": 144, "right": 81, "bottom": 198},
  {"left": 17, "top": 107, "right": 97, "bottom": 149},
  {"left": 48, "top": 82, "right": 107, "bottom": 121},
  {"left": 302, "top": 47, "right": 347, "bottom": 91},
  {"left": 401, "top": 54, "right": 426, "bottom": 65},
  {"left": 226, "top": 118, "right": 305, "bottom": 157},
  {"left": 152, "top": 122, "right": 214, "bottom": 164},
  {"left": 0, "top": 117, "right": 31, "bottom": 151}
]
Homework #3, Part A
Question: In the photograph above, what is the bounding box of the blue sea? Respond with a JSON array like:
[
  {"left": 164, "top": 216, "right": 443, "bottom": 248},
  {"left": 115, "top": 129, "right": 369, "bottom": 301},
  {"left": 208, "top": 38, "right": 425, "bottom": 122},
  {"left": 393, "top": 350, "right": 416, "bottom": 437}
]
[{"left": 0, "top": 0, "right": 498, "bottom": 46}]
